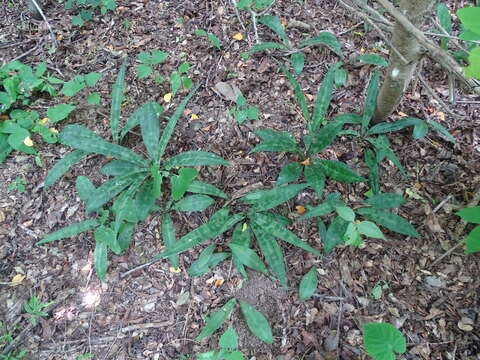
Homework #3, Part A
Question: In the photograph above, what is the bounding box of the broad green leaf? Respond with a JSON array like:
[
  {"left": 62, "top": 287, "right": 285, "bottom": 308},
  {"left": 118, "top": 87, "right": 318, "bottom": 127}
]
[
  {"left": 252, "top": 212, "right": 321, "bottom": 256},
  {"left": 248, "top": 42, "right": 288, "bottom": 54},
  {"left": 457, "top": 7, "right": 480, "bottom": 35},
  {"left": 251, "top": 222, "right": 287, "bottom": 287},
  {"left": 7, "top": 128, "right": 33, "bottom": 152},
  {"left": 304, "top": 163, "right": 326, "bottom": 197},
  {"left": 196, "top": 298, "right": 237, "bottom": 341},
  {"left": 362, "top": 70, "right": 380, "bottom": 132},
  {"left": 366, "top": 118, "right": 420, "bottom": 136},
  {"left": 61, "top": 124, "right": 147, "bottom": 166},
  {"left": 299, "top": 32, "right": 343, "bottom": 57},
  {"left": 165, "top": 151, "right": 230, "bottom": 167},
  {"left": 100, "top": 160, "right": 141, "bottom": 176},
  {"left": 172, "top": 167, "right": 198, "bottom": 201},
  {"left": 139, "top": 102, "right": 161, "bottom": 160},
  {"left": 134, "top": 179, "right": 157, "bottom": 221},
  {"left": 239, "top": 300, "right": 273, "bottom": 344},
  {"left": 95, "top": 225, "right": 121, "bottom": 255},
  {"left": 84, "top": 72, "right": 102, "bottom": 86},
  {"left": 152, "top": 209, "right": 244, "bottom": 260},
  {"left": 466, "top": 225, "right": 480, "bottom": 254},
  {"left": 307, "top": 121, "right": 342, "bottom": 156},
  {"left": 316, "top": 160, "right": 366, "bottom": 183},
  {"left": 457, "top": 206, "right": 480, "bottom": 224},
  {"left": 44, "top": 150, "right": 89, "bottom": 189},
  {"left": 324, "top": 216, "right": 349, "bottom": 253},
  {"left": 86, "top": 172, "right": 144, "bottom": 213},
  {"left": 60, "top": 76, "right": 85, "bottom": 96},
  {"left": 311, "top": 63, "right": 342, "bottom": 132},
  {"left": 36, "top": 219, "right": 99, "bottom": 245},
  {"left": 162, "top": 213, "right": 178, "bottom": 267},
  {"left": 290, "top": 52, "right": 305, "bottom": 75},
  {"left": 219, "top": 327, "right": 238, "bottom": 349},
  {"left": 279, "top": 63, "right": 310, "bottom": 122},
  {"left": 250, "top": 129, "right": 300, "bottom": 154},
  {"left": 157, "top": 85, "right": 199, "bottom": 160},
  {"left": 357, "top": 221, "right": 385, "bottom": 239},
  {"left": 344, "top": 223, "right": 362, "bottom": 246},
  {"left": 94, "top": 237, "right": 108, "bottom": 281},
  {"left": 276, "top": 162, "right": 302, "bottom": 185},
  {"left": 299, "top": 267, "right": 318, "bottom": 301},
  {"left": 137, "top": 64, "right": 152, "bottom": 79},
  {"left": 426, "top": 119, "right": 456, "bottom": 143},
  {"left": 239, "top": 183, "right": 307, "bottom": 212},
  {"left": 335, "top": 206, "right": 355, "bottom": 222},
  {"left": 258, "top": 15, "right": 289, "bottom": 45},
  {"left": 363, "top": 322, "right": 406, "bottom": 360},
  {"left": 229, "top": 243, "right": 269, "bottom": 276},
  {"left": 110, "top": 59, "right": 127, "bottom": 143},
  {"left": 76, "top": 176, "right": 95, "bottom": 203},
  {"left": 187, "top": 180, "right": 228, "bottom": 199},
  {"left": 117, "top": 222, "right": 135, "bottom": 252},
  {"left": 413, "top": 121, "right": 428, "bottom": 139},
  {"left": 170, "top": 72, "right": 182, "bottom": 96},
  {"left": 465, "top": 47, "right": 480, "bottom": 80},
  {"left": 356, "top": 207, "right": 419, "bottom": 238},
  {"left": 299, "top": 200, "right": 338, "bottom": 220},
  {"left": 355, "top": 54, "right": 389, "bottom": 67},
  {"left": 189, "top": 252, "right": 229, "bottom": 276},
  {"left": 365, "top": 193, "right": 406, "bottom": 209},
  {"left": 47, "top": 104, "right": 76, "bottom": 123},
  {"left": 121, "top": 102, "right": 163, "bottom": 140},
  {"left": 87, "top": 92, "right": 101, "bottom": 105},
  {"left": 174, "top": 195, "right": 214, "bottom": 212},
  {"left": 365, "top": 148, "right": 380, "bottom": 195}
]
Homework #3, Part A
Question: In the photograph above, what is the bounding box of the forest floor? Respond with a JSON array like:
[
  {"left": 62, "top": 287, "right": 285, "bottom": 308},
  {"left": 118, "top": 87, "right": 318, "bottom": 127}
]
[{"left": 1, "top": 0, "right": 480, "bottom": 359}]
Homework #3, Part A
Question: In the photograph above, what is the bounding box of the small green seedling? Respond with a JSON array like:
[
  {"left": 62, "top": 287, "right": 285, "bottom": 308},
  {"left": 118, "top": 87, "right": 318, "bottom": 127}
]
[
  {"left": 65, "top": 0, "right": 116, "bottom": 26},
  {"left": 60, "top": 72, "right": 102, "bottom": 96},
  {"left": 229, "top": 95, "right": 259, "bottom": 125},
  {"left": 195, "top": 29, "right": 222, "bottom": 50},
  {"left": 371, "top": 280, "right": 389, "bottom": 300},
  {"left": 170, "top": 62, "right": 193, "bottom": 97},
  {"left": 136, "top": 50, "right": 169, "bottom": 80},
  {"left": 8, "top": 177, "right": 27, "bottom": 193},
  {"left": 456, "top": 206, "right": 480, "bottom": 254},
  {"left": 23, "top": 295, "right": 54, "bottom": 326}
]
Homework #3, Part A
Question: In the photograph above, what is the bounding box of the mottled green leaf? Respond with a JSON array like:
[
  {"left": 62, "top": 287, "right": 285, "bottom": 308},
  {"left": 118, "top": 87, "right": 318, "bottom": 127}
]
[
  {"left": 356, "top": 207, "right": 419, "bottom": 238},
  {"left": 110, "top": 59, "right": 127, "bottom": 142},
  {"left": 324, "top": 216, "right": 349, "bottom": 253},
  {"left": 196, "top": 298, "right": 237, "bottom": 341},
  {"left": 36, "top": 219, "right": 99, "bottom": 245},
  {"left": 365, "top": 193, "right": 406, "bottom": 209},
  {"left": 44, "top": 150, "right": 89, "bottom": 189},
  {"left": 362, "top": 70, "right": 380, "bottom": 133},
  {"left": 259, "top": 15, "right": 289, "bottom": 45},
  {"left": 239, "top": 183, "right": 307, "bottom": 212},
  {"left": 174, "top": 194, "right": 214, "bottom": 212},
  {"left": 355, "top": 54, "right": 389, "bottom": 67},
  {"left": 165, "top": 151, "right": 230, "bottom": 167},
  {"left": 299, "top": 267, "right": 318, "bottom": 301},
  {"left": 276, "top": 162, "right": 302, "bottom": 185},
  {"left": 290, "top": 52, "right": 305, "bottom": 75},
  {"left": 317, "top": 160, "right": 366, "bottom": 183},
  {"left": 239, "top": 300, "right": 273, "bottom": 344},
  {"left": 171, "top": 167, "right": 198, "bottom": 201},
  {"left": 187, "top": 180, "right": 228, "bottom": 199},
  {"left": 299, "top": 32, "right": 343, "bottom": 57}
]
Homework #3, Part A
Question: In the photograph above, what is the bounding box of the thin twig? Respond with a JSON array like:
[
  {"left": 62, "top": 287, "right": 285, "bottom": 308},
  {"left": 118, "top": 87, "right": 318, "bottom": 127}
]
[
  {"left": 11, "top": 42, "right": 41, "bottom": 62},
  {"left": 433, "top": 195, "right": 453, "bottom": 213}
]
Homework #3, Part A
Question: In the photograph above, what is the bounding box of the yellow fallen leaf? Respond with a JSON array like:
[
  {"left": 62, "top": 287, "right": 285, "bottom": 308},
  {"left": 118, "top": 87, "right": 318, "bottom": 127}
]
[
  {"left": 191, "top": 113, "right": 199, "bottom": 120},
  {"left": 295, "top": 206, "right": 306, "bottom": 214},
  {"left": 214, "top": 279, "right": 224, "bottom": 286},
  {"left": 57, "top": 34, "right": 64, "bottom": 41},
  {"left": 232, "top": 33, "right": 244, "bottom": 41},
  {"left": 436, "top": 111, "right": 445, "bottom": 121},
  {"left": 241, "top": 223, "right": 248, "bottom": 232},
  {"left": 23, "top": 136, "right": 33, "bottom": 147},
  {"left": 163, "top": 93, "right": 172, "bottom": 102},
  {"left": 49, "top": 128, "right": 59, "bottom": 133},
  {"left": 11, "top": 274, "right": 25, "bottom": 286},
  {"left": 305, "top": 94, "right": 315, "bottom": 101},
  {"left": 414, "top": 182, "right": 422, "bottom": 189},
  {"left": 431, "top": 141, "right": 441, "bottom": 147},
  {"left": 169, "top": 266, "right": 181, "bottom": 273},
  {"left": 398, "top": 111, "right": 408, "bottom": 117},
  {"left": 107, "top": 44, "right": 114, "bottom": 51},
  {"left": 300, "top": 158, "right": 310, "bottom": 166},
  {"left": 355, "top": 220, "right": 361, "bottom": 224},
  {"left": 40, "top": 117, "right": 49, "bottom": 124}
]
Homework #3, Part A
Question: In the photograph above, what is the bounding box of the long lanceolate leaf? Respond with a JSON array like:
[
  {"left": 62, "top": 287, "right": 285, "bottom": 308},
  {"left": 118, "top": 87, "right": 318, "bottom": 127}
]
[
  {"left": 279, "top": 63, "right": 310, "bottom": 122},
  {"left": 61, "top": 125, "right": 148, "bottom": 167},
  {"left": 239, "top": 183, "right": 308, "bottom": 212},
  {"left": 252, "top": 212, "right": 321, "bottom": 256},
  {"left": 307, "top": 121, "right": 342, "bottom": 156},
  {"left": 250, "top": 130, "right": 300, "bottom": 154},
  {"left": 365, "top": 118, "right": 420, "bottom": 136},
  {"left": 140, "top": 102, "right": 161, "bottom": 161},
  {"left": 36, "top": 219, "right": 99, "bottom": 245},
  {"left": 162, "top": 213, "right": 178, "bottom": 268},
  {"left": 362, "top": 70, "right": 380, "bottom": 133},
  {"left": 299, "top": 32, "right": 343, "bottom": 58},
  {"left": 44, "top": 150, "right": 89, "bottom": 189},
  {"left": 239, "top": 300, "right": 273, "bottom": 344},
  {"left": 86, "top": 172, "right": 147, "bottom": 214},
  {"left": 151, "top": 208, "right": 244, "bottom": 260},
  {"left": 165, "top": 151, "right": 230, "bottom": 167},
  {"left": 111, "top": 58, "right": 127, "bottom": 143},
  {"left": 157, "top": 85, "right": 200, "bottom": 161},
  {"left": 356, "top": 207, "right": 419, "bottom": 238},
  {"left": 121, "top": 102, "right": 163, "bottom": 140},
  {"left": 316, "top": 160, "right": 366, "bottom": 183},
  {"left": 196, "top": 298, "right": 237, "bottom": 341},
  {"left": 251, "top": 222, "right": 287, "bottom": 287},
  {"left": 258, "top": 15, "right": 289, "bottom": 45},
  {"left": 311, "top": 62, "right": 342, "bottom": 133},
  {"left": 249, "top": 42, "right": 288, "bottom": 54}
]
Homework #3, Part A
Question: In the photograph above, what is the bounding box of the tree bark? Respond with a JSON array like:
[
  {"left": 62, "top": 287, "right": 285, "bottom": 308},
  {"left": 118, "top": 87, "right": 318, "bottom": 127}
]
[{"left": 373, "top": 0, "right": 434, "bottom": 123}]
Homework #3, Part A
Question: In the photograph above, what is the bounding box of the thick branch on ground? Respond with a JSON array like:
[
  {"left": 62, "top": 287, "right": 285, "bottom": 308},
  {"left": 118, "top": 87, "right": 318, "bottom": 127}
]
[{"left": 375, "top": 0, "right": 480, "bottom": 96}]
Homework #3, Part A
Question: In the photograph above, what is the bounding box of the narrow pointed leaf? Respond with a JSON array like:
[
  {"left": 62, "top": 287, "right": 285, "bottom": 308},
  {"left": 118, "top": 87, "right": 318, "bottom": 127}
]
[
  {"left": 230, "top": 223, "right": 252, "bottom": 278},
  {"left": 187, "top": 180, "right": 228, "bottom": 199},
  {"left": 299, "top": 201, "right": 336, "bottom": 220},
  {"left": 229, "top": 243, "right": 269, "bottom": 276},
  {"left": 121, "top": 102, "right": 163, "bottom": 140},
  {"left": 277, "top": 162, "right": 302, "bottom": 185},
  {"left": 362, "top": 70, "right": 380, "bottom": 132},
  {"left": 279, "top": 63, "right": 310, "bottom": 122},
  {"left": 140, "top": 102, "right": 161, "bottom": 160},
  {"left": 44, "top": 150, "right": 89, "bottom": 189},
  {"left": 162, "top": 213, "right": 178, "bottom": 267},
  {"left": 36, "top": 219, "right": 99, "bottom": 245},
  {"left": 94, "top": 238, "right": 108, "bottom": 281},
  {"left": 299, "top": 32, "right": 343, "bottom": 57},
  {"left": 355, "top": 54, "right": 389, "bottom": 67},
  {"left": 61, "top": 124, "right": 147, "bottom": 166},
  {"left": 307, "top": 121, "right": 342, "bottom": 155},
  {"left": 76, "top": 176, "right": 96, "bottom": 203},
  {"left": 187, "top": 244, "right": 216, "bottom": 276},
  {"left": 239, "top": 183, "right": 307, "bottom": 212},
  {"left": 135, "top": 179, "right": 157, "bottom": 221},
  {"left": 365, "top": 148, "right": 380, "bottom": 195},
  {"left": 356, "top": 207, "right": 419, "bottom": 238},
  {"left": 196, "top": 298, "right": 237, "bottom": 341},
  {"left": 252, "top": 212, "right": 320, "bottom": 256},
  {"left": 290, "top": 52, "right": 305, "bottom": 75},
  {"left": 317, "top": 160, "right": 366, "bottom": 183},
  {"left": 219, "top": 327, "right": 238, "bottom": 350},
  {"left": 427, "top": 119, "right": 456, "bottom": 143},
  {"left": 312, "top": 63, "right": 342, "bottom": 132},
  {"left": 250, "top": 130, "right": 299, "bottom": 154},
  {"left": 258, "top": 15, "right": 289, "bottom": 45},
  {"left": 172, "top": 167, "right": 198, "bottom": 201},
  {"left": 324, "top": 216, "right": 349, "bottom": 253},
  {"left": 174, "top": 194, "right": 214, "bottom": 212},
  {"left": 157, "top": 85, "right": 200, "bottom": 160},
  {"left": 357, "top": 221, "right": 385, "bottom": 239},
  {"left": 299, "top": 267, "right": 318, "bottom": 301},
  {"left": 100, "top": 160, "right": 142, "bottom": 176},
  {"left": 366, "top": 118, "right": 420, "bottom": 136},
  {"left": 117, "top": 222, "right": 135, "bottom": 252},
  {"left": 239, "top": 300, "right": 273, "bottom": 344},
  {"left": 165, "top": 151, "right": 229, "bottom": 167},
  {"left": 110, "top": 59, "right": 127, "bottom": 143},
  {"left": 365, "top": 193, "right": 406, "bottom": 209}
]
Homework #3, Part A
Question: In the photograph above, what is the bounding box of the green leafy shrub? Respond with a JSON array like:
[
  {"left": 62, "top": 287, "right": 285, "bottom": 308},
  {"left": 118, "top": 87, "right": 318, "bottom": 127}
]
[
  {"left": 456, "top": 206, "right": 480, "bottom": 254},
  {"left": 65, "top": 0, "right": 116, "bottom": 26},
  {"left": 37, "top": 61, "right": 230, "bottom": 281},
  {"left": 362, "top": 322, "right": 406, "bottom": 360},
  {"left": 457, "top": 6, "right": 480, "bottom": 79}
]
